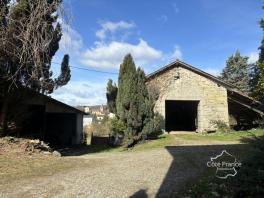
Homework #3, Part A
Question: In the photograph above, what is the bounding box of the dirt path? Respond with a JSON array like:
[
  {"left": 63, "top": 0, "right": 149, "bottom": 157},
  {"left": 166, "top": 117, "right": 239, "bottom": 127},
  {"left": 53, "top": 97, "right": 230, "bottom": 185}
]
[{"left": 0, "top": 144, "right": 243, "bottom": 198}]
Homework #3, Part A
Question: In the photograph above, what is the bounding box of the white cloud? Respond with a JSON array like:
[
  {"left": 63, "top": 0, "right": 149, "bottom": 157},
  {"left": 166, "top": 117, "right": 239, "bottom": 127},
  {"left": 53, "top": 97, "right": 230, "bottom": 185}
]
[
  {"left": 248, "top": 51, "right": 258, "bottom": 64},
  {"left": 158, "top": 15, "right": 168, "bottom": 23},
  {"left": 58, "top": 19, "right": 83, "bottom": 55},
  {"left": 57, "top": 19, "right": 182, "bottom": 70},
  {"left": 96, "top": 21, "right": 136, "bottom": 40},
  {"left": 81, "top": 39, "right": 162, "bottom": 69},
  {"left": 172, "top": 3, "right": 180, "bottom": 13},
  {"left": 53, "top": 20, "right": 184, "bottom": 106},
  {"left": 51, "top": 80, "right": 106, "bottom": 106},
  {"left": 159, "top": 46, "right": 183, "bottom": 65},
  {"left": 170, "top": 46, "right": 183, "bottom": 60}
]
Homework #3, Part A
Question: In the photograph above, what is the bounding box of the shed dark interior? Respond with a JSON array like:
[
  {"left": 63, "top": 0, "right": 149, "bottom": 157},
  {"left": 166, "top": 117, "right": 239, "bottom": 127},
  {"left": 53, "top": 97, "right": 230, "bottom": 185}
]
[
  {"left": 21, "top": 105, "right": 45, "bottom": 138},
  {"left": 18, "top": 105, "right": 77, "bottom": 146},
  {"left": 228, "top": 99, "right": 262, "bottom": 130},
  {"left": 45, "top": 113, "right": 76, "bottom": 146},
  {"left": 165, "top": 100, "right": 199, "bottom": 132}
]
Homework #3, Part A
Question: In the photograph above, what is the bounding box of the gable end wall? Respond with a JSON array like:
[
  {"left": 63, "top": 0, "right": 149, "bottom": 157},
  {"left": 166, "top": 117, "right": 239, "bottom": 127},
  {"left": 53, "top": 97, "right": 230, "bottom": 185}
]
[{"left": 147, "top": 67, "right": 229, "bottom": 132}]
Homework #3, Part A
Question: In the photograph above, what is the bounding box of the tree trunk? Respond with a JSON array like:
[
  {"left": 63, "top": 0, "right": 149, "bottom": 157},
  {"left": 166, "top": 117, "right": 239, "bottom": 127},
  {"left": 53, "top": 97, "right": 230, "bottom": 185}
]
[{"left": 0, "top": 98, "right": 8, "bottom": 136}]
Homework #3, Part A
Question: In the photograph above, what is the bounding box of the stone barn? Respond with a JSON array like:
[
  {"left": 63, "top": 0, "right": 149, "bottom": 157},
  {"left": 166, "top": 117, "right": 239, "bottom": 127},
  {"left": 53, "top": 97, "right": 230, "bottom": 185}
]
[{"left": 146, "top": 60, "right": 264, "bottom": 132}]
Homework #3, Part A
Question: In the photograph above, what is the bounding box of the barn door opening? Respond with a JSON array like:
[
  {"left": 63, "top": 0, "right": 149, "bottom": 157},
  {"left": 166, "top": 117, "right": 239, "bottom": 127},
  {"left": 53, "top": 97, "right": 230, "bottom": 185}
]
[
  {"left": 165, "top": 100, "right": 199, "bottom": 132},
  {"left": 45, "top": 113, "right": 77, "bottom": 146}
]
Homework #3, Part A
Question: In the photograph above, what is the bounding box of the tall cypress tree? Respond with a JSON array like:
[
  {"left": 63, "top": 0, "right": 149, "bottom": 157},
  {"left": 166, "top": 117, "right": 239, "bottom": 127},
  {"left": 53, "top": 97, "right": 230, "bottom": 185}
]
[
  {"left": 115, "top": 54, "right": 159, "bottom": 146},
  {"left": 106, "top": 79, "right": 118, "bottom": 114},
  {"left": 116, "top": 54, "right": 138, "bottom": 144},
  {"left": 220, "top": 51, "right": 250, "bottom": 94},
  {"left": 116, "top": 54, "right": 137, "bottom": 121},
  {"left": 55, "top": 54, "right": 71, "bottom": 88},
  {"left": 259, "top": 17, "right": 264, "bottom": 62},
  {"left": 136, "top": 68, "right": 152, "bottom": 130}
]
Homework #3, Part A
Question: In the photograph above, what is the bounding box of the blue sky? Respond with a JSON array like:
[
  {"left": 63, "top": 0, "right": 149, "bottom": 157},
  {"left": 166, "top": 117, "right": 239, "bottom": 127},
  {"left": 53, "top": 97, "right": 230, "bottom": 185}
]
[{"left": 51, "top": 0, "right": 263, "bottom": 106}]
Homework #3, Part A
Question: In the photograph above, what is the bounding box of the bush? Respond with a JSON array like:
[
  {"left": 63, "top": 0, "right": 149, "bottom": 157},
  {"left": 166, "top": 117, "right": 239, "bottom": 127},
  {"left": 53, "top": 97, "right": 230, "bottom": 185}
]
[
  {"left": 86, "top": 120, "right": 110, "bottom": 137},
  {"left": 108, "top": 117, "right": 126, "bottom": 137},
  {"left": 141, "top": 113, "right": 164, "bottom": 140},
  {"left": 211, "top": 120, "right": 231, "bottom": 133},
  {"left": 108, "top": 117, "right": 126, "bottom": 146},
  {"left": 108, "top": 113, "right": 164, "bottom": 147},
  {"left": 254, "top": 119, "right": 264, "bottom": 129}
]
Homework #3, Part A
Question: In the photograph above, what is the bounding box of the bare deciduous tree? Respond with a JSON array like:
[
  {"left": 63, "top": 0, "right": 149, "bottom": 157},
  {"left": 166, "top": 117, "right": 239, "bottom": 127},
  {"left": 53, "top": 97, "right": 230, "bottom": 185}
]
[{"left": 0, "top": 0, "right": 71, "bottom": 135}]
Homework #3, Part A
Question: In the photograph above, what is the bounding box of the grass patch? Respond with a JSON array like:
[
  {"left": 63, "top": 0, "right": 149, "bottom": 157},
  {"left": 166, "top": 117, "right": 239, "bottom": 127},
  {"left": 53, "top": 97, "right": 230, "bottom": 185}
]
[
  {"left": 173, "top": 129, "right": 264, "bottom": 143},
  {"left": 85, "top": 130, "right": 264, "bottom": 154},
  {"left": 130, "top": 134, "right": 175, "bottom": 151},
  {"left": 83, "top": 134, "right": 175, "bottom": 154}
]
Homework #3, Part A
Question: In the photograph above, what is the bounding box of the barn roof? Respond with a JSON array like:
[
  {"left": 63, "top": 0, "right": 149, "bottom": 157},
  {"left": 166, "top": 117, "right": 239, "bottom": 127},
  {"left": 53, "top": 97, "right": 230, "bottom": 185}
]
[
  {"left": 41, "top": 93, "right": 87, "bottom": 115},
  {"left": 147, "top": 60, "right": 264, "bottom": 115},
  {"left": 25, "top": 88, "right": 86, "bottom": 115}
]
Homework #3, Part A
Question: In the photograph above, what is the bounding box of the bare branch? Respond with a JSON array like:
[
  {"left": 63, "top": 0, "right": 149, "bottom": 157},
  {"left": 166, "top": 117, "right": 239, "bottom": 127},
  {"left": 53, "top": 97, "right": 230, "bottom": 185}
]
[{"left": 0, "top": 0, "right": 70, "bottom": 92}]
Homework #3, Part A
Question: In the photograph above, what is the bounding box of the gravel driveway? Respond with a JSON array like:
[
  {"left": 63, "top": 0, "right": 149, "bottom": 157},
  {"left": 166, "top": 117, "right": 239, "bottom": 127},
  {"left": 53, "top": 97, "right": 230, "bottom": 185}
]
[{"left": 0, "top": 144, "right": 242, "bottom": 198}]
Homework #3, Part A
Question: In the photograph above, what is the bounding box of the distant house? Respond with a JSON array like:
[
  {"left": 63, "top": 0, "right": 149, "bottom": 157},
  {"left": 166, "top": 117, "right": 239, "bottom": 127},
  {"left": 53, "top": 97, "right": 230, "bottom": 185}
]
[
  {"left": 146, "top": 60, "right": 264, "bottom": 132},
  {"left": 83, "top": 115, "right": 94, "bottom": 127},
  {"left": 77, "top": 105, "right": 108, "bottom": 126},
  {"left": 86, "top": 105, "right": 108, "bottom": 121},
  {"left": 2, "top": 90, "right": 86, "bottom": 146}
]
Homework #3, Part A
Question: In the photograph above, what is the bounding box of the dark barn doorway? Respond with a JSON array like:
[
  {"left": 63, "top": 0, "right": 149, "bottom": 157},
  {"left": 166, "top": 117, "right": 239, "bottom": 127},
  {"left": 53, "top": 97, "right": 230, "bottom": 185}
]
[
  {"left": 45, "top": 113, "right": 77, "bottom": 146},
  {"left": 165, "top": 100, "right": 199, "bottom": 132},
  {"left": 20, "top": 105, "right": 45, "bottom": 138}
]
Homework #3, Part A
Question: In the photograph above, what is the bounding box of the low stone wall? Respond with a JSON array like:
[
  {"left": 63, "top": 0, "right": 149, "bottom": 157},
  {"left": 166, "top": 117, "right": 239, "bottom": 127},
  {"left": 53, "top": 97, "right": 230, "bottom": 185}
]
[{"left": 91, "top": 134, "right": 109, "bottom": 145}]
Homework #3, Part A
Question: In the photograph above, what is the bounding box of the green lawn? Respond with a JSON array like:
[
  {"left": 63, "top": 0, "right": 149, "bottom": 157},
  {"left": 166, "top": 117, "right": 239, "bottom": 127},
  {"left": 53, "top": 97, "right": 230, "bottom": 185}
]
[
  {"left": 172, "top": 129, "right": 264, "bottom": 142},
  {"left": 86, "top": 129, "right": 264, "bottom": 154}
]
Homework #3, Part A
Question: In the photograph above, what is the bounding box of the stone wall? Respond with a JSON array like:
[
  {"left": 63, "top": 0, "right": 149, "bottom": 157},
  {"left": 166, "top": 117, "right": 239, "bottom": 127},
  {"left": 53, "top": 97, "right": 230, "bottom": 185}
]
[{"left": 147, "top": 66, "right": 229, "bottom": 132}]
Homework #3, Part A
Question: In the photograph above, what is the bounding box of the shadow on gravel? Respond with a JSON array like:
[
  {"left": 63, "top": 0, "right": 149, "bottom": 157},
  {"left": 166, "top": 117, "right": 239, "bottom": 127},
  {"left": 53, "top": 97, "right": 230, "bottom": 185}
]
[
  {"left": 57, "top": 144, "right": 116, "bottom": 156},
  {"left": 129, "top": 189, "right": 148, "bottom": 198},
  {"left": 58, "top": 136, "right": 168, "bottom": 157},
  {"left": 129, "top": 144, "right": 248, "bottom": 198}
]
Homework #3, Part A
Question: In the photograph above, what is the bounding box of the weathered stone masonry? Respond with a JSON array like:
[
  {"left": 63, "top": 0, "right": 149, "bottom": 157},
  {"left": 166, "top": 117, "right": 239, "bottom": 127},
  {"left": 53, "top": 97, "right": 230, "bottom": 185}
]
[{"left": 147, "top": 66, "right": 229, "bottom": 132}]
